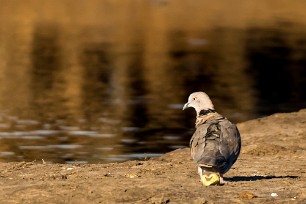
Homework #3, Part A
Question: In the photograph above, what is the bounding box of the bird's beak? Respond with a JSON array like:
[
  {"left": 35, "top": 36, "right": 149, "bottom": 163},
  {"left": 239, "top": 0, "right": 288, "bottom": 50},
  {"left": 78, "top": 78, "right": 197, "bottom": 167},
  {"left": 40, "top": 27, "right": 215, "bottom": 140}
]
[{"left": 182, "top": 102, "right": 189, "bottom": 110}]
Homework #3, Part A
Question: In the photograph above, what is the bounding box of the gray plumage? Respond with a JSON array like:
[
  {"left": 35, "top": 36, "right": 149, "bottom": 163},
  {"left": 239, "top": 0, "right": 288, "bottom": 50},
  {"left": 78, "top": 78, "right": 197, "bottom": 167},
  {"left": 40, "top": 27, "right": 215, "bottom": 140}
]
[{"left": 183, "top": 92, "right": 241, "bottom": 184}]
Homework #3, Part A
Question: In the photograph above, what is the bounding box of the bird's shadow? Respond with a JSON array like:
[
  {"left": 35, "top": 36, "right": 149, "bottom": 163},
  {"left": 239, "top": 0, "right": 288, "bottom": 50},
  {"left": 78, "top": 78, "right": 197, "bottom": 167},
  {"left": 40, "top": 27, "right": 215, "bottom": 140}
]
[{"left": 225, "top": 175, "right": 299, "bottom": 182}]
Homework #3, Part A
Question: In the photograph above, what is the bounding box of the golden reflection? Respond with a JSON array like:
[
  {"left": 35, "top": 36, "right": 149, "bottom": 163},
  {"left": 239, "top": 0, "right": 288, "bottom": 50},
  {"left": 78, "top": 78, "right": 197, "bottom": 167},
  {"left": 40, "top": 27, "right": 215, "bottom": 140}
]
[{"left": 0, "top": 1, "right": 305, "bottom": 163}]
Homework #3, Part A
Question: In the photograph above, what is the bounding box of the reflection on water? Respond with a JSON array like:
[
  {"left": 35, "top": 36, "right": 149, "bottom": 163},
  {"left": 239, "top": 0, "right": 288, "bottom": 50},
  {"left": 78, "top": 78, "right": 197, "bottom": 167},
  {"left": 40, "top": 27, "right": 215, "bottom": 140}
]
[{"left": 0, "top": 1, "right": 305, "bottom": 163}]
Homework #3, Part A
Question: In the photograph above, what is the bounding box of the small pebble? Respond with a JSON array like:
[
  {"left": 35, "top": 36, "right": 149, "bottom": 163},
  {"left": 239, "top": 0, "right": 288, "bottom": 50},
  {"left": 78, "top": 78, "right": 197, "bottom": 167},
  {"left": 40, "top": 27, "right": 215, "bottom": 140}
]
[
  {"left": 239, "top": 192, "right": 256, "bottom": 199},
  {"left": 271, "top": 193, "right": 278, "bottom": 197}
]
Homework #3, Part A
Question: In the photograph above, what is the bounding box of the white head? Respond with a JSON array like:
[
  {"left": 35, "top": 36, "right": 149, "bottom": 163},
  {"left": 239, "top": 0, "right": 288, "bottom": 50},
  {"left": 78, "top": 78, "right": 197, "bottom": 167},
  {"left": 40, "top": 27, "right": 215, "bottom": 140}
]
[{"left": 182, "top": 92, "right": 214, "bottom": 115}]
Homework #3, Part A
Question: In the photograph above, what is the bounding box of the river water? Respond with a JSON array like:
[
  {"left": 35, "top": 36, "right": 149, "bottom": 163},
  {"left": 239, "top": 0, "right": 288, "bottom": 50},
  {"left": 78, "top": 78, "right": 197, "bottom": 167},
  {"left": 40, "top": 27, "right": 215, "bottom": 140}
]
[{"left": 0, "top": 0, "right": 305, "bottom": 163}]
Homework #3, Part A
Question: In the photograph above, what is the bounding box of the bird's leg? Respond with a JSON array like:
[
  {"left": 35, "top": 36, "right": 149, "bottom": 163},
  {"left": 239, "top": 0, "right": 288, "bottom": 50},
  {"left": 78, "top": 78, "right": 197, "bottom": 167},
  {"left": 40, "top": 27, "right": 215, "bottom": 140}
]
[
  {"left": 219, "top": 174, "right": 226, "bottom": 185},
  {"left": 198, "top": 166, "right": 203, "bottom": 177},
  {"left": 220, "top": 175, "right": 223, "bottom": 183}
]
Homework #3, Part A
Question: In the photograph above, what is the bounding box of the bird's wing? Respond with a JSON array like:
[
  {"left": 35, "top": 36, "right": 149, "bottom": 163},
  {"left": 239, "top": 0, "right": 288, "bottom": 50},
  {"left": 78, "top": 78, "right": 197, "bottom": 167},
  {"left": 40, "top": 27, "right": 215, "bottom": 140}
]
[
  {"left": 220, "top": 120, "right": 241, "bottom": 159},
  {"left": 218, "top": 119, "right": 241, "bottom": 173},
  {"left": 190, "top": 121, "right": 221, "bottom": 166},
  {"left": 190, "top": 117, "right": 241, "bottom": 174}
]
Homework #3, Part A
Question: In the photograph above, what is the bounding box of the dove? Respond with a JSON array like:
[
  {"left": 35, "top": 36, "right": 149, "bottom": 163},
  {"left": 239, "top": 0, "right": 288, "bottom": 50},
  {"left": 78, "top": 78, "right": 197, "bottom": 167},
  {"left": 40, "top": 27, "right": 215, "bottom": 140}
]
[{"left": 183, "top": 91, "right": 241, "bottom": 186}]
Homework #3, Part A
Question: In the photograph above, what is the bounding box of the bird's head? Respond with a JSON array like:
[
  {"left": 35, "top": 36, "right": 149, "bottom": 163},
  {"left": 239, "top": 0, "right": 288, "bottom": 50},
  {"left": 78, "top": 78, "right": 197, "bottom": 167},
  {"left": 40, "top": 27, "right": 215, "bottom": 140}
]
[{"left": 182, "top": 92, "right": 214, "bottom": 116}]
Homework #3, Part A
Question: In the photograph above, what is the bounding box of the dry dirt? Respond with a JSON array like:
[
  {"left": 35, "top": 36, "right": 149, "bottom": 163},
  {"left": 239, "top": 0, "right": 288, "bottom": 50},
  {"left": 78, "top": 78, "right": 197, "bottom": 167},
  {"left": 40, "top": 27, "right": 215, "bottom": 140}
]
[{"left": 0, "top": 109, "right": 306, "bottom": 204}]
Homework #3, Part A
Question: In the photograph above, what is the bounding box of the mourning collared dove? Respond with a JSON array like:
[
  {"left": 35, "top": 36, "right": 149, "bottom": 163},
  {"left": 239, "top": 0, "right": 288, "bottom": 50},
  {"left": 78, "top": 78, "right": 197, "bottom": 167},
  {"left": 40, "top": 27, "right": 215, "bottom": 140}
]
[{"left": 183, "top": 91, "right": 241, "bottom": 186}]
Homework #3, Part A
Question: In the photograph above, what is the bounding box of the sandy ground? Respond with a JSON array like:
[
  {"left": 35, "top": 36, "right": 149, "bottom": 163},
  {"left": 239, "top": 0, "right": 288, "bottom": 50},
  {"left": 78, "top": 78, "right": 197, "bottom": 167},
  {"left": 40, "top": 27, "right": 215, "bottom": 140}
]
[{"left": 0, "top": 109, "right": 306, "bottom": 204}]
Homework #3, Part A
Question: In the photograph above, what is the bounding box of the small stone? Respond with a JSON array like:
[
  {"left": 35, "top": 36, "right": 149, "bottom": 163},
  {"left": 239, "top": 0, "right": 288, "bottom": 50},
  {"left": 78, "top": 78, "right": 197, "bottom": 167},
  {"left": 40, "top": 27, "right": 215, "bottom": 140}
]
[
  {"left": 239, "top": 192, "right": 257, "bottom": 199},
  {"left": 125, "top": 174, "right": 138, "bottom": 178}
]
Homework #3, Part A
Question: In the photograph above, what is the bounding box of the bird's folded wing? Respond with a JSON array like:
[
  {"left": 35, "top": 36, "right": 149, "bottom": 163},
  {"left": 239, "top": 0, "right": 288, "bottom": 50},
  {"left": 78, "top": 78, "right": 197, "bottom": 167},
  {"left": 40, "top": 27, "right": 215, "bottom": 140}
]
[{"left": 190, "top": 117, "right": 240, "bottom": 172}]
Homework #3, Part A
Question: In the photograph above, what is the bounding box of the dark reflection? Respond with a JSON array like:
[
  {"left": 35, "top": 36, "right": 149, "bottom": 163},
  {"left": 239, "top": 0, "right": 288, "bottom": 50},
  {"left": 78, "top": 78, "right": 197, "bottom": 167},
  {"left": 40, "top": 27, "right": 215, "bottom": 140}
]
[
  {"left": 124, "top": 53, "right": 148, "bottom": 128},
  {"left": 246, "top": 23, "right": 306, "bottom": 114},
  {"left": 168, "top": 30, "right": 214, "bottom": 95},
  {"left": 80, "top": 43, "right": 113, "bottom": 122},
  {"left": 30, "top": 24, "right": 66, "bottom": 119},
  {"left": 167, "top": 30, "right": 215, "bottom": 129}
]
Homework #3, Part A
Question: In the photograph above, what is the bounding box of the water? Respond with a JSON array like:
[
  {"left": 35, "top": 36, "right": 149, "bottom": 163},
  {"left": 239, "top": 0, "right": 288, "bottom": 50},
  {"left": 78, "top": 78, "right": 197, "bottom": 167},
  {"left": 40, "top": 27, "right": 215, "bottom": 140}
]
[{"left": 0, "top": 1, "right": 305, "bottom": 163}]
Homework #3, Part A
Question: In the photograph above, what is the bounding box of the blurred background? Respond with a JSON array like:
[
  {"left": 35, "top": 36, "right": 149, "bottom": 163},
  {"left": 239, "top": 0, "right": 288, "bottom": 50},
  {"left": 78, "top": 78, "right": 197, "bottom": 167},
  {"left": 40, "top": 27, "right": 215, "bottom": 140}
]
[{"left": 0, "top": 0, "right": 305, "bottom": 163}]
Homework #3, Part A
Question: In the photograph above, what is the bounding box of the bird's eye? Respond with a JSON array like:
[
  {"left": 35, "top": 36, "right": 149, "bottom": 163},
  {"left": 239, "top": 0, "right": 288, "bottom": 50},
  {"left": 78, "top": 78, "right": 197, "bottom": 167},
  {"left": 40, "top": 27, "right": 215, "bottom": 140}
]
[{"left": 193, "top": 97, "right": 196, "bottom": 101}]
